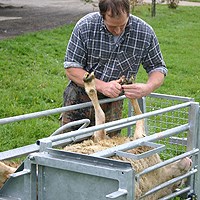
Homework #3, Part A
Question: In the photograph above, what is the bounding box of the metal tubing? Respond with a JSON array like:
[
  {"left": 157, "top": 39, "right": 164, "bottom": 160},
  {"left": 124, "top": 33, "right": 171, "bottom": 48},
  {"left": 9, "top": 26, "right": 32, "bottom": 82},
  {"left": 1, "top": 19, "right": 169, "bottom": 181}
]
[
  {"left": 141, "top": 169, "right": 197, "bottom": 198},
  {"left": 50, "top": 119, "right": 90, "bottom": 136},
  {"left": 159, "top": 186, "right": 191, "bottom": 200},
  {"left": 0, "top": 101, "right": 192, "bottom": 160},
  {"left": 136, "top": 149, "right": 199, "bottom": 178},
  {"left": 0, "top": 95, "right": 192, "bottom": 125},
  {"left": 91, "top": 124, "right": 189, "bottom": 157},
  {"left": 0, "top": 96, "right": 126, "bottom": 125},
  {"left": 149, "top": 93, "right": 194, "bottom": 102},
  {"left": 0, "top": 144, "right": 40, "bottom": 161},
  {"left": 37, "top": 102, "right": 191, "bottom": 146}
]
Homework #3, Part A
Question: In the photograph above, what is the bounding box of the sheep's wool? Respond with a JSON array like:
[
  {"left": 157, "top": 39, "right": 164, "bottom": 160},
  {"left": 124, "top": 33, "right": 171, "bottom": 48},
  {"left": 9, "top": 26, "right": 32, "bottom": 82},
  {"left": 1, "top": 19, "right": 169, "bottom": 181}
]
[{"left": 64, "top": 136, "right": 188, "bottom": 199}]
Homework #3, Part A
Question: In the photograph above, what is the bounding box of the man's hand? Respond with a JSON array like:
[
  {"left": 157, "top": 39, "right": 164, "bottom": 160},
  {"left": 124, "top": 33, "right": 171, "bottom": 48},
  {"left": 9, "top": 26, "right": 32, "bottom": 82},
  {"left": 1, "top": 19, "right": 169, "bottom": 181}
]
[
  {"left": 122, "top": 71, "right": 165, "bottom": 99},
  {"left": 96, "top": 79, "right": 122, "bottom": 98},
  {"left": 122, "top": 83, "right": 151, "bottom": 99}
]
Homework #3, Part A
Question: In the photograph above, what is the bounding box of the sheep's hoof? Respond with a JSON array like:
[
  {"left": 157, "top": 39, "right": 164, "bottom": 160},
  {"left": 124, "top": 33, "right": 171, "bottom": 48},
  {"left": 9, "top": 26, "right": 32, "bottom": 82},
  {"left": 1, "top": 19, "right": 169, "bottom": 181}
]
[
  {"left": 119, "top": 75, "right": 135, "bottom": 85},
  {"left": 83, "top": 72, "right": 95, "bottom": 83}
]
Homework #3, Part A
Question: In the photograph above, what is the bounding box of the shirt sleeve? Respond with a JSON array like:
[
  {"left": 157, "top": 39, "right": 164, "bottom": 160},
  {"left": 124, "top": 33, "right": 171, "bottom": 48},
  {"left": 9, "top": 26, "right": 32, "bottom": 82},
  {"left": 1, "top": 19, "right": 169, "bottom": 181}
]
[
  {"left": 142, "top": 31, "right": 168, "bottom": 76},
  {"left": 64, "top": 22, "right": 87, "bottom": 69}
]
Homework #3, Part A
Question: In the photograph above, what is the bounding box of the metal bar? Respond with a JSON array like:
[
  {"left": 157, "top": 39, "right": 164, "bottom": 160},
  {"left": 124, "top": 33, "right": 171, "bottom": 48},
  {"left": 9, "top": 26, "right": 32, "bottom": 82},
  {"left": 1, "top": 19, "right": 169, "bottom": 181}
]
[
  {"left": 136, "top": 149, "right": 199, "bottom": 178},
  {"left": 0, "top": 96, "right": 126, "bottom": 125},
  {"left": 0, "top": 102, "right": 193, "bottom": 160},
  {"left": 50, "top": 119, "right": 90, "bottom": 136},
  {"left": 115, "top": 142, "right": 165, "bottom": 160},
  {"left": 194, "top": 105, "right": 200, "bottom": 198},
  {"left": 0, "top": 144, "right": 39, "bottom": 161},
  {"left": 169, "top": 136, "right": 187, "bottom": 146},
  {"left": 91, "top": 124, "right": 189, "bottom": 158},
  {"left": 37, "top": 102, "right": 192, "bottom": 146},
  {"left": 159, "top": 186, "right": 191, "bottom": 200},
  {"left": 0, "top": 94, "right": 193, "bottom": 125},
  {"left": 149, "top": 93, "right": 194, "bottom": 102},
  {"left": 187, "top": 102, "right": 199, "bottom": 196},
  {"left": 140, "top": 169, "right": 197, "bottom": 199},
  {"left": 106, "top": 189, "right": 128, "bottom": 199},
  {"left": 10, "top": 169, "right": 31, "bottom": 178},
  {"left": 0, "top": 120, "right": 137, "bottom": 160},
  {"left": 0, "top": 119, "right": 91, "bottom": 160}
]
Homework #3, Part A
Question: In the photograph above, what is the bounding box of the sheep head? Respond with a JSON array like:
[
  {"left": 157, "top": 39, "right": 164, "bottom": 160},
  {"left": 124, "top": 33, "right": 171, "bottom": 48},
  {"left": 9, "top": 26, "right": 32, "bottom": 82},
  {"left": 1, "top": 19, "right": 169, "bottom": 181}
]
[{"left": 163, "top": 157, "right": 192, "bottom": 191}]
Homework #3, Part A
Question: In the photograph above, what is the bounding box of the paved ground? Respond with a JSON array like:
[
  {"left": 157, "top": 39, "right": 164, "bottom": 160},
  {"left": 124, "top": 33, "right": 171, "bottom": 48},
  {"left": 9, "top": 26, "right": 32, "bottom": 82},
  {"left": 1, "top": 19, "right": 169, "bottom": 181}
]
[
  {"left": 0, "top": 0, "right": 99, "bottom": 39},
  {"left": 0, "top": 0, "right": 200, "bottom": 40}
]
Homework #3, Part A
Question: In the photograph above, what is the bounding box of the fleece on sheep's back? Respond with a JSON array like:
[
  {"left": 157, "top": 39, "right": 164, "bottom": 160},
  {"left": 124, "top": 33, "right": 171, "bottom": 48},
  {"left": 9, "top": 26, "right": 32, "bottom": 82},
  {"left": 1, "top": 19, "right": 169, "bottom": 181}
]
[{"left": 64, "top": 136, "right": 191, "bottom": 200}]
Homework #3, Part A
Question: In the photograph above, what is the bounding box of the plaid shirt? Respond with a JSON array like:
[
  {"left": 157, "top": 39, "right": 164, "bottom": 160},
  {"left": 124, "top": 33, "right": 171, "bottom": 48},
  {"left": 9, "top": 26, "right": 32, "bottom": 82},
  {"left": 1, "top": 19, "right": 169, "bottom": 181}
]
[{"left": 64, "top": 12, "right": 167, "bottom": 82}]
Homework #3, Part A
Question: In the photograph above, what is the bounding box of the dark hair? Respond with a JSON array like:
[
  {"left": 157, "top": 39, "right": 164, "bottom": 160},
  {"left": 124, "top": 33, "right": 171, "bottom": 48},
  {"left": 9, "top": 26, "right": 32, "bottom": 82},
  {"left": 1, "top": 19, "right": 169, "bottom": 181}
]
[{"left": 99, "top": 0, "right": 130, "bottom": 19}]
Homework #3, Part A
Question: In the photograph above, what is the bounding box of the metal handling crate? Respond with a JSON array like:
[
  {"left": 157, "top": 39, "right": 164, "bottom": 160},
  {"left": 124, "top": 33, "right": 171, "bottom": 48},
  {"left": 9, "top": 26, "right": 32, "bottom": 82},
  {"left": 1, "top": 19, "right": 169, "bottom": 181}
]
[{"left": 0, "top": 93, "right": 199, "bottom": 200}]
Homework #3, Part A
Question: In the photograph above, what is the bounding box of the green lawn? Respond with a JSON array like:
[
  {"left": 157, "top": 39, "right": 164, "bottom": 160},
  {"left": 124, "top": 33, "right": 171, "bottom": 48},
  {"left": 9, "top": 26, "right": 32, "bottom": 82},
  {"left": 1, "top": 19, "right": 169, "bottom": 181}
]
[{"left": 0, "top": 5, "right": 200, "bottom": 152}]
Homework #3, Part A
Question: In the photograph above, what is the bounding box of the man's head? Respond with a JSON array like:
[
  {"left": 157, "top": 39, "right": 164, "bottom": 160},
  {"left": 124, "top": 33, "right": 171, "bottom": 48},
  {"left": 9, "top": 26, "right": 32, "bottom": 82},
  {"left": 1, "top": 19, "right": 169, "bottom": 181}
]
[{"left": 99, "top": 0, "right": 130, "bottom": 36}]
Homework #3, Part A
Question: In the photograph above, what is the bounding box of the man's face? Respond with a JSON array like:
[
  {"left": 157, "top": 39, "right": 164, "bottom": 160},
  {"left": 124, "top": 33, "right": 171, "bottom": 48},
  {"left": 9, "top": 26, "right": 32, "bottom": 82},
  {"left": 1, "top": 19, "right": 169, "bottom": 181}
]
[{"left": 104, "top": 10, "right": 129, "bottom": 36}]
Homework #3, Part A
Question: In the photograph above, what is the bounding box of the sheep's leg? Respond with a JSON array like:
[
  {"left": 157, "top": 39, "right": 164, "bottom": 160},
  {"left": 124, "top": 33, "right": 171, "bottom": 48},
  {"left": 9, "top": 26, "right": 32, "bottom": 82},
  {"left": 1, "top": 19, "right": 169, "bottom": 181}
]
[
  {"left": 130, "top": 98, "right": 146, "bottom": 140},
  {"left": 83, "top": 72, "right": 107, "bottom": 141},
  {"left": 122, "top": 75, "right": 146, "bottom": 140}
]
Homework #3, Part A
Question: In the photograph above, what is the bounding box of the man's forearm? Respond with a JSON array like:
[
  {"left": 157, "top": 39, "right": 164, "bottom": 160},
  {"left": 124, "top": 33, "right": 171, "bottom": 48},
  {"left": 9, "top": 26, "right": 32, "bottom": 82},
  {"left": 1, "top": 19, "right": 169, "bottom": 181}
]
[
  {"left": 65, "top": 68, "right": 87, "bottom": 87},
  {"left": 147, "top": 71, "right": 165, "bottom": 93}
]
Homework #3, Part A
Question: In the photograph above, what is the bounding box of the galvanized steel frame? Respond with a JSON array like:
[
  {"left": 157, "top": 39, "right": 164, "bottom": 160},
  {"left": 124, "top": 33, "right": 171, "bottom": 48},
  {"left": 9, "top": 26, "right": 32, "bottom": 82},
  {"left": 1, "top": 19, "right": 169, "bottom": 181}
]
[{"left": 0, "top": 93, "right": 199, "bottom": 199}]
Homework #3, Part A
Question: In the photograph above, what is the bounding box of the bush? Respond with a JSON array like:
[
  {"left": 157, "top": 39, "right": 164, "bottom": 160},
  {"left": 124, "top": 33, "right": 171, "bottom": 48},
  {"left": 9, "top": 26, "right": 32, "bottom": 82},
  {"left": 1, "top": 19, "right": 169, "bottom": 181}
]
[{"left": 167, "top": 0, "right": 179, "bottom": 8}]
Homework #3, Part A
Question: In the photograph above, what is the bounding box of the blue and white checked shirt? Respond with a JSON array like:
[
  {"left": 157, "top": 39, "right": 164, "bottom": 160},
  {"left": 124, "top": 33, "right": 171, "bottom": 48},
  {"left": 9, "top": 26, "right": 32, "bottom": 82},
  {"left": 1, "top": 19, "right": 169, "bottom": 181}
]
[{"left": 64, "top": 12, "right": 167, "bottom": 82}]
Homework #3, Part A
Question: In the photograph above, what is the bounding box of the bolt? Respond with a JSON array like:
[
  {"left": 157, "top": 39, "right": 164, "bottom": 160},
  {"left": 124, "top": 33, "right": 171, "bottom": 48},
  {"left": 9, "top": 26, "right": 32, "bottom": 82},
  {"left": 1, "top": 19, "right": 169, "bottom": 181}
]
[{"left": 28, "top": 155, "right": 35, "bottom": 161}]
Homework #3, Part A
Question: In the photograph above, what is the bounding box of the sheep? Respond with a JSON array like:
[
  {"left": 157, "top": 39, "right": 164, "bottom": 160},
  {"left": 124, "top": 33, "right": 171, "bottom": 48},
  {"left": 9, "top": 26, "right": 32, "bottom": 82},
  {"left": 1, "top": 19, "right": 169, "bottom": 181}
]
[
  {"left": 64, "top": 138, "right": 192, "bottom": 199},
  {"left": 119, "top": 74, "right": 146, "bottom": 140},
  {"left": 64, "top": 72, "right": 192, "bottom": 199},
  {"left": 83, "top": 72, "right": 107, "bottom": 141},
  {"left": 0, "top": 161, "right": 17, "bottom": 188},
  {"left": 0, "top": 149, "right": 191, "bottom": 199},
  {"left": 0, "top": 72, "right": 192, "bottom": 199},
  {"left": 82, "top": 72, "right": 146, "bottom": 141}
]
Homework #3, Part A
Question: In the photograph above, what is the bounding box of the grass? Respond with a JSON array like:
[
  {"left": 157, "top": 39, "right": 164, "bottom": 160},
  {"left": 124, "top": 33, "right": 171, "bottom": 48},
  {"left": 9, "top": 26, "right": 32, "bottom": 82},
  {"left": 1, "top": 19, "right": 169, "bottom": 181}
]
[
  {"left": 182, "top": 0, "right": 200, "bottom": 2},
  {"left": 0, "top": 5, "right": 200, "bottom": 152},
  {"left": 133, "top": 5, "right": 200, "bottom": 99}
]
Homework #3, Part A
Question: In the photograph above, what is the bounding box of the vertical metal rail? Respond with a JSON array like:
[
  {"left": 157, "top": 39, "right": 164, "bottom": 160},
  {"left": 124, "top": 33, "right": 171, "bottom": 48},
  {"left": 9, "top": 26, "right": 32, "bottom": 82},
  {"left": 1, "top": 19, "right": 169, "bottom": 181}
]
[{"left": 189, "top": 103, "right": 200, "bottom": 198}]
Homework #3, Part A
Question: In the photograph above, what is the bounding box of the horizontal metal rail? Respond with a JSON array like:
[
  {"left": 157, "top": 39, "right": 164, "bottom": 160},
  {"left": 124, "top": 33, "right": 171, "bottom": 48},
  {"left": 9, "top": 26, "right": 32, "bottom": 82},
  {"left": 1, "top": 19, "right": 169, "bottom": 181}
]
[
  {"left": 0, "top": 144, "right": 40, "bottom": 161},
  {"left": 0, "top": 96, "right": 126, "bottom": 125},
  {"left": 149, "top": 93, "right": 194, "bottom": 102},
  {"left": 91, "top": 123, "right": 189, "bottom": 158},
  {"left": 159, "top": 186, "right": 191, "bottom": 200},
  {"left": 140, "top": 169, "right": 197, "bottom": 199},
  {"left": 38, "top": 101, "right": 192, "bottom": 144},
  {"left": 0, "top": 93, "right": 194, "bottom": 125},
  {"left": 1, "top": 101, "right": 192, "bottom": 160},
  {"left": 0, "top": 119, "right": 91, "bottom": 160},
  {"left": 136, "top": 149, "right": 199, "bottom": 179}
]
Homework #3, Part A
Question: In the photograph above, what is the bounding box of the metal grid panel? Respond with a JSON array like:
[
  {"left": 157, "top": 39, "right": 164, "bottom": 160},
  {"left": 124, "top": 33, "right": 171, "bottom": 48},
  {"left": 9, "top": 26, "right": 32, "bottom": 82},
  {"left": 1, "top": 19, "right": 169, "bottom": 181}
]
[{"left": 145, "top": 94, "right": 193, "bottom": 160}]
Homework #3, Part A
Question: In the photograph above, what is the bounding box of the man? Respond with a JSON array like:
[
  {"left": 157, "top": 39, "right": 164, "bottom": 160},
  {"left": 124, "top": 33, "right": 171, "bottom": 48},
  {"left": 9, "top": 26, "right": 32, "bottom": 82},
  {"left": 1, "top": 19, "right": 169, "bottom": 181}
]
[{"left": 61, "top": 0, "right": 167, "bottom": 135}]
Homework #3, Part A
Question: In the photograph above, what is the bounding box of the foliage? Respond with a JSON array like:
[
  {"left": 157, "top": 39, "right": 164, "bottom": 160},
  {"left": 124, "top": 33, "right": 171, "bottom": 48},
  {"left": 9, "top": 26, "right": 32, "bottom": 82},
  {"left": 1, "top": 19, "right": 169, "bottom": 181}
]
[{"left": 167, "top": 0, "right": 179, "bottom": 9}]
